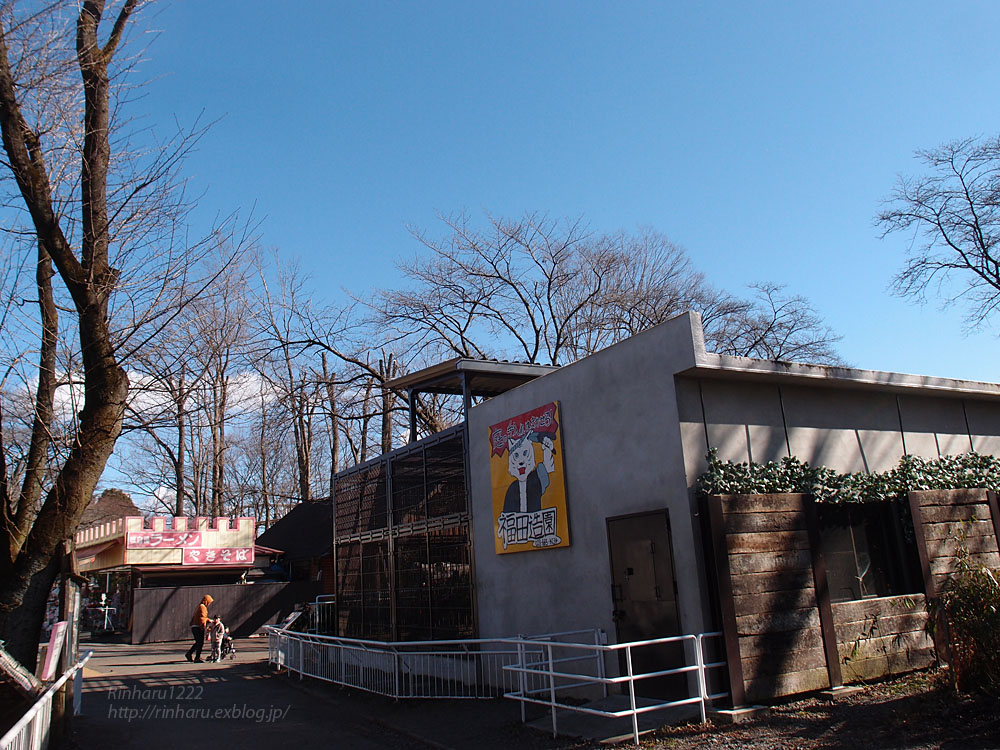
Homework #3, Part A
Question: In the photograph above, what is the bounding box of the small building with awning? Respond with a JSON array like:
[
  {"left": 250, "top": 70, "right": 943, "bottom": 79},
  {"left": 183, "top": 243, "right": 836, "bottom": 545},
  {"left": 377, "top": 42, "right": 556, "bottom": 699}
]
[
  {"left": 74, "top": 515, "right": 257, "bottom": 584},
  {"left": 72, "top": 515, "right": 305, "bottom": 643}
]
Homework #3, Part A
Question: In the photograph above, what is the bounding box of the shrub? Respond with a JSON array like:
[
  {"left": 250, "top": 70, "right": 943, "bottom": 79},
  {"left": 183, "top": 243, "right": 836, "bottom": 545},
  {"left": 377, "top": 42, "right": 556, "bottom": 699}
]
[{"left": 928, "top": 546, "right": 1000, "bottom": 696}]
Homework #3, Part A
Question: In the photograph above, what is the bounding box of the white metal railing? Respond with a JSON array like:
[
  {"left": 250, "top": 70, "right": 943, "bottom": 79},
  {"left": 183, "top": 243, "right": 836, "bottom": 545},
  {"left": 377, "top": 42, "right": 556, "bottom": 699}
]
[
  {"left": 503, "top": 632, "right": 728, "bottom": 746},
  {"left": 266, "top": 625, "right": 727, "bottom": 744},
  {"left": 0, "top": 650, "right": 93, "bottom": 750},
  {"left": 309, "top": 596, "right": 337, "bottom": 634},
  {"left": 265, "top": 626, "right": 602, "bottom": 699}
]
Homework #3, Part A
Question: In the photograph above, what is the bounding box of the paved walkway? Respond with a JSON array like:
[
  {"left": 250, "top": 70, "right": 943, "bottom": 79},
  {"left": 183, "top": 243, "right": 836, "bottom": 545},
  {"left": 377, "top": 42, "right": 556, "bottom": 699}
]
[{"left": 71, "top": 638, "right": 597, "bottom": 750}]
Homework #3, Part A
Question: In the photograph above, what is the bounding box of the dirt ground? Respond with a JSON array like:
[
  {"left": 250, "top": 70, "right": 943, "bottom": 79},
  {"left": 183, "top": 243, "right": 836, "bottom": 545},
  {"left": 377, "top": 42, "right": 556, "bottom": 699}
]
[{"left": 642, "top": 669, "right": 999, "bottom": 750}]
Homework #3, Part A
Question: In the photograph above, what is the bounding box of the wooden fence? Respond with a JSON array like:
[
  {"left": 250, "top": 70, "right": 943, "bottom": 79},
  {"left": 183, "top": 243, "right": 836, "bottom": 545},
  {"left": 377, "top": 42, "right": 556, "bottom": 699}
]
[
  {"left": 704, "top": 489, "right": 999, "bottom": 706},
  {"left": 909, "top": 489, "right": 1000, "bottom": 596}
]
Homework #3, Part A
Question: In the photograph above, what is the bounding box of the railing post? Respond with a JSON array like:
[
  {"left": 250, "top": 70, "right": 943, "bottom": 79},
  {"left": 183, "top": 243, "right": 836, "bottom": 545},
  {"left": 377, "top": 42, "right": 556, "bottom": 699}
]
[
  {"left": 695, "top": 635, "right": 708, "bottom": 724},
  {"left": 595, "top": 628, "right": 607, "bottom": 698},
  {"left": 626, "top": 645, "right": 639, "bottom": 747},
  {"left": 73, "top": 668, "right": 83, "bottom": 715},
  {"left": 393, "top": 649, "right": 401, "bottom": 699},
  {"left": 546, "top": 642, "right": 557, "bottom": 738},
  {"left": 517, "top": 640, "right": 527, "bottom": 724},
  {"left": 298, "top": 636, "right": 303, "bottom": 680}
]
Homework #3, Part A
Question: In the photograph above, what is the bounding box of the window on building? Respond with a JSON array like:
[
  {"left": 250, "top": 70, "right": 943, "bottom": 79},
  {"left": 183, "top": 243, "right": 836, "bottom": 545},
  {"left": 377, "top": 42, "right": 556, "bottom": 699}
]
[{"left": 817, "top": 500, "right": 922, "bottom": 602}]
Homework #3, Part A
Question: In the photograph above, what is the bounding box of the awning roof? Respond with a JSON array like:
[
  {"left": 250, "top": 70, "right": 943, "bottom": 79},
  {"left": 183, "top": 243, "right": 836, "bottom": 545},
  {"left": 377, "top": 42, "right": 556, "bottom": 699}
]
[
  {"left": 75, "top": 541, "right": 117, "bottom": 566},
  {"left": 386, "top": 357, "right": 558, "bottom": 398}
]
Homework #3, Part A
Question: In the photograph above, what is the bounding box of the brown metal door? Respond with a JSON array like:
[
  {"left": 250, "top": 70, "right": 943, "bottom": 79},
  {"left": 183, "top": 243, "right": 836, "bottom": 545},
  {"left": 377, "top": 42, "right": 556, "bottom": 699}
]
[{"left": 607, "top": 511, "right": 683, "bottom": 698}]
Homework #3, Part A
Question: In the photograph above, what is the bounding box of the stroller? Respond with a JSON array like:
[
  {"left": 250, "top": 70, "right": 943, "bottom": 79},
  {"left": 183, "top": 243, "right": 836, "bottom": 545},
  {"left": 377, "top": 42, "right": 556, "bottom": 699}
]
[{"left": 219, "top": 627, "right": 236, "bottom": 660}]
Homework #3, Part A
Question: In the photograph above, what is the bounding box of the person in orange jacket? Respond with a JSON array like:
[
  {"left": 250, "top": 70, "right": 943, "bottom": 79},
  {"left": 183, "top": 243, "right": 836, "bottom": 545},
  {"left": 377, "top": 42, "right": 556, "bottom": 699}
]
[{"left": 185, "top": 594, "right": 214, "bottom": 663}]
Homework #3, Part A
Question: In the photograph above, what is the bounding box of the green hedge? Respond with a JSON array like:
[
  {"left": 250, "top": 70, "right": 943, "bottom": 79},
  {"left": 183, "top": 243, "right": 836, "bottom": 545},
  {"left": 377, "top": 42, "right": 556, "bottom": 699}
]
[{"left": 696, "top": 449, "right": 1000, "bottom": 503}]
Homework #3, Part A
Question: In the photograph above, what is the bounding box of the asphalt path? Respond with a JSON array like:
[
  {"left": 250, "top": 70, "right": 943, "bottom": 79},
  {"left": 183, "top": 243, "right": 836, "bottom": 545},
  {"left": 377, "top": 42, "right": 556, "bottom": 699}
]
[{"left": 71, "top": 638, "right": 586, "bottom": 750}]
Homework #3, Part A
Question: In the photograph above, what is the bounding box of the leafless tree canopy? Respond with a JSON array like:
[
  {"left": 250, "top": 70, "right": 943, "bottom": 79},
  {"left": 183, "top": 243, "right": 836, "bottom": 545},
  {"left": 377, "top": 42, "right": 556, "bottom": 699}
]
[
  {"left": 711, "top": 283, "right": 843, "bottom": 363},
  {"left": 371, "top": 211, "right": 842, "bottom": 367},
  {"left": 878, "top": 135, "right": 1000, "bottom": 329}
]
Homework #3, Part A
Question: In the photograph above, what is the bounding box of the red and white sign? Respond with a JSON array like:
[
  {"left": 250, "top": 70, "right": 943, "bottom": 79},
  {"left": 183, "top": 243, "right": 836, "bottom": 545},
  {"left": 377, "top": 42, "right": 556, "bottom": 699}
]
[
  {"left": 39, "top": 622, "right": 68, "bottom": 681},
  {"left": 182, "top": 547, "right": 253, "bottom": 565},
  {"left": 127, "top": 531, "right": 202, "bottom": 549}
]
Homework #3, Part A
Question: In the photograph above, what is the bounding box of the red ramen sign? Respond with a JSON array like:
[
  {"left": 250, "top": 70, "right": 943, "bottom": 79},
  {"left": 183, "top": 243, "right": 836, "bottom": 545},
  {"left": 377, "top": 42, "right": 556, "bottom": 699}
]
[{"left": 127, "top": 531, "right": 202, "bottom": 548}]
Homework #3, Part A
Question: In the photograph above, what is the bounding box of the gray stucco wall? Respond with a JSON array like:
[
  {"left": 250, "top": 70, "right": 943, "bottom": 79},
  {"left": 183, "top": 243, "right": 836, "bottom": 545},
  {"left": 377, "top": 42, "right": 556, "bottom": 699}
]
[
  {"left": 467, "top": 313, "right": 711, "bottom": 641},
  {"left": 679, "top": 378, "right": 1000, "bottom": 485}
]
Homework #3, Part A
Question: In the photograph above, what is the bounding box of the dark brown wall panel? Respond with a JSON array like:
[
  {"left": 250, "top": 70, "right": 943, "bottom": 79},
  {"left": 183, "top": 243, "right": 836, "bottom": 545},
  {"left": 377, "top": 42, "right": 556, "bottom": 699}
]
[{"left": 131, "top": 581, "right": 321, "bottom": 644}]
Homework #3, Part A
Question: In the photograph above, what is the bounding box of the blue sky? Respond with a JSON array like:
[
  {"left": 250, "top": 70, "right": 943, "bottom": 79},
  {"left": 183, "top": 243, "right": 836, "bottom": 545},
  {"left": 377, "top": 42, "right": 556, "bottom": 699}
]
[{"left": 134, "top": 0, "right": 1000, "bottom": 381}]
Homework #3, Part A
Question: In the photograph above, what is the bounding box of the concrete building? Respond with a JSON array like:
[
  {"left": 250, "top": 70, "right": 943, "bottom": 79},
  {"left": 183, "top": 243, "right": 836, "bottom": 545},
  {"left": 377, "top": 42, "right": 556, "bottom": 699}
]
[{"left": 328, "top": 312, "right": 1000, "bottom": 679}]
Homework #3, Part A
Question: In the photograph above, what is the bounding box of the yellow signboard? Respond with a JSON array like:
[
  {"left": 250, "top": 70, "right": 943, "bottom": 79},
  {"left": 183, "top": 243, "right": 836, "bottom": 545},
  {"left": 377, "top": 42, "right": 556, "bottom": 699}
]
[{"left": 489, "top": 401, "right": 570, "bottom": 554}]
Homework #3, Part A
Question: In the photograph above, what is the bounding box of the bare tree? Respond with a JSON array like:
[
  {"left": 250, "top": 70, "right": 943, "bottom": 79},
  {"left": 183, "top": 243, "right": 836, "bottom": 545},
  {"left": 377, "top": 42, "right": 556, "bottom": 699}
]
[
  {"left": 878, "top": 135, "right": 1000, "bottom": 328},
  {"left": 371, "top": 211, "right": 842, "bottom": 369},
  {"left": 254, "top": 256, "right": 325, "bottom": 503},
  {"left": 710, "top": 283, "right": 843, "bottom": 363},
  {"left": 0, "top": 2, "right": 247, "bottom": 668},
  {"left": 226, "top": 385, "right": 297, "bottom": 531},
  {"left": 122, "top": 308, "right": 209, "bottom": 516},
  {"left": 376, "top": 211, "right": 601, "bottom": 365},
  {"left": 189, "top": 257, "right": 257, "bottom": 517},
  {"left": 287, "top": 294, "right": 445, "bottom": 456},
  {"left": 0, "top": 0, "right": 138, "bottom": 667},
  {"left": 558, "top": 227, "right": 748, "bottom": 360}
]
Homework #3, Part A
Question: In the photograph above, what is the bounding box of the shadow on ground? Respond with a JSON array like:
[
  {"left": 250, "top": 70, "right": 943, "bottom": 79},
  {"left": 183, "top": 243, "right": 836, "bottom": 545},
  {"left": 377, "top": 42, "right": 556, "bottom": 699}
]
[
  {"left": 646, "top": 671, "right": 1000, "bottom": 750},
  {"left": 72, "top": 639, "right": 599, "bottom": 750}
]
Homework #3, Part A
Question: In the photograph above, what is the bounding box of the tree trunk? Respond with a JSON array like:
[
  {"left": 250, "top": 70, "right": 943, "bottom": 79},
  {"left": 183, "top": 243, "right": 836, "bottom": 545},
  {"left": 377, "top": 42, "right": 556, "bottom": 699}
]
[
  {"left": 0, "top": 0, "right": 135, "bottom": 669},
  {"left": 360, "top": 378, "right": 373, "bottom": 464},
  {"left": 322, "top": 353, "right": 339, "bottom": 498},
  {"left": 211, "top": 374, "right": 227, "bottom": 516},
  {"left": 327, "top": 387, "right": 338, "bottom": 497},
  {"left": 174, "top": 375, "right": 187, "bottom": 516},
  {"left": 4, "top": 241, "right": 58, "bottom": 564},
  {"left": 0, "top": 554, "right": 59, "bottom": 669},
  {"left": 295, "top": 379, "right": 311, "bottom": 502},
  {"left": 379, "top": 354, "right": 396, "bottom": 455},
  {"left": 258, "top": 389, "right": 270, "bottom": 527}
]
